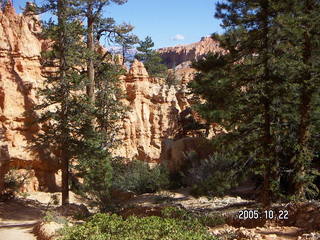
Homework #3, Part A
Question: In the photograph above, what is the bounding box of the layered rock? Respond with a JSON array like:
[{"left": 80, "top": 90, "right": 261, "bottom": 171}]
[
  {"left": 117, "top": 60, "right": 220, "bottom": 167},
  {"left": 0, "top": 3, "right": 59, "bottom": 192},
  {"left": 158, "top": 36, "right": 225, "bottom": 69},
  {"left": 116, "top": 60, "right": 192, "bottom": 162}
]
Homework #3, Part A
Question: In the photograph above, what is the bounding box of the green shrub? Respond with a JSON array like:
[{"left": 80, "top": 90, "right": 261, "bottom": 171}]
[
  {"left": 112, "top": 160, "right": 170, "bottom": 194},
  {"left": 183, "top": 152, "right": 237, "bottom": 197},
  {"left": 166, "top": 70, "right": 181, "bottom": 86},
  {"left": 43, "top": 211, "right": 68, "bottom": 225},
  {"left": 59, "top": 213, "right": 218, "bottom": 240}
]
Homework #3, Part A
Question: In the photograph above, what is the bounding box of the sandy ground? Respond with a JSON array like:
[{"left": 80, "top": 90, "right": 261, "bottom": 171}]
[
  {"left": 0, "top": 199, "right": 44, "bottom": 240},
  {"left": 0, "top": 191, "right": 317, "bottom": 240},
  {"left": 0, "top": 192, "right": 89, "bottom": 240},
  {"left": 122, "top": 190, "right": 306, "bottom": 240}
]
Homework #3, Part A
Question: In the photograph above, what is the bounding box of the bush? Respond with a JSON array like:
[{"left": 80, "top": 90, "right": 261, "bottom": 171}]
[
  {"left": 59, "top": 213, "right": 218, "bottom": 240},
  {"left": 166, "top": 70, "right": 181, "bottom": 86},
  {"left": 135, "top": 36, "right": 168, "bottom": 78},
  {"left": 182, "top": 152, "right": 237, "bottom": 197},
  {"left": 43, "top": 211, "right": 68, "bottom": 225},
  {"left": 112, "top": 160, "right": 170, "bottom": 194}
]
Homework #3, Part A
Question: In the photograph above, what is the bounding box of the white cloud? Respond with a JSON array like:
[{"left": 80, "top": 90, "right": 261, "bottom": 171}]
[{"left": 172, "top": 34, "right": 185, "bottom": 41}]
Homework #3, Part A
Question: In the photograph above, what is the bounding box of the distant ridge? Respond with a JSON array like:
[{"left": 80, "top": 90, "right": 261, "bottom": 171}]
[{"left": 158, "top": 36, "right": 224, "bottom": 69}]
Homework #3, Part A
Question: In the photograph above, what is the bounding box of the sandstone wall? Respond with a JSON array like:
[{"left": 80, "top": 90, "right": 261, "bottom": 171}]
[{"left": 0, "top": 3, "right": 59, "bottom": 192}]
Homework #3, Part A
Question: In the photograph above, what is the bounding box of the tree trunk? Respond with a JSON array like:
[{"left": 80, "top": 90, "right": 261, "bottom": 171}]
[
  {"left": 57, "top": 0, "right": 69, "bottom": 205},
  {"left": 261, "top": 0, "right": 274, "bottom": 207},
  {"left": 294, "top": 0, "right": 313, "bottom": 198},
  {"left": 262, "top": 98, "right": 272, "bottom": 207},
  {"left": 295, "top": 88, "right": 311, "bottom": 198},
  {"left": 61, "top": 150, "right": 69, "bottom": 205},
  {"left": 87, "top": 4, "right": 95, "bottom": 103},
  {"left": 0, "top": 145, "right": 10, "bottom": 192}
]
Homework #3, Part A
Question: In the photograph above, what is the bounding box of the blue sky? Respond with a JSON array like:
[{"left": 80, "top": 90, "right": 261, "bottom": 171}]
[{"left": 14, "top": 0, "right": 223, "bottom": 49}]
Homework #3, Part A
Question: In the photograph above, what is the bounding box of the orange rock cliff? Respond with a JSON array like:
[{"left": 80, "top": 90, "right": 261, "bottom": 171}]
[{"left": 0, "top": 2, "right": 58, "bottom": 192}]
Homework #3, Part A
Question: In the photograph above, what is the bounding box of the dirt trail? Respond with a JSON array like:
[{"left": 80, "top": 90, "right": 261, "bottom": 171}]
[{"left": 0, "top": 199, "right": 44, "bottom": 240}]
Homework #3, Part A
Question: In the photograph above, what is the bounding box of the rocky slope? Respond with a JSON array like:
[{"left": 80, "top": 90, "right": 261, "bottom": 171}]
[{"left": 158, "top": 36, "right": 225, "bottom": 69}]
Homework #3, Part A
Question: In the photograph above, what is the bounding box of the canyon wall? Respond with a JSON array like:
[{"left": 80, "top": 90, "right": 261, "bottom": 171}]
[{"left": 0, "top": 2, "right": 60, "bottom": 192}]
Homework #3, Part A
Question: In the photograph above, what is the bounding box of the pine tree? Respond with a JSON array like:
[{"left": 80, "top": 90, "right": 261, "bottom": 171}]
[
  {"left": 34, "top": 0, "right": 129, "bottom": 206},
  {"left": 60, "top": 0, "right": 131, "bottom": 207},
  {"left": 190, "top": 0, "right": 285, "bottom": 206},
  {"left": 136, "top": 36, "right": 168, "bottom": 77},
  {"left": 76, "top": 61, "right": 126, "bottom": 210},
  {"left": 115, "top": 33, "right": 139, "bottom": 65},
  {"left": 34, "top": 0, "right": 89, "bottom": 205},
  {"left": 276, "top": 0, "right": 320, "bottom": 199},
  {"left": 136, "top": 36, "right": 154, "bottom": 58},
  {"left": 190, "top": 0, "right": 320, "bottom": 203},
  {"left": 70, "top": 0, "right": 134, "bottom": 144}
]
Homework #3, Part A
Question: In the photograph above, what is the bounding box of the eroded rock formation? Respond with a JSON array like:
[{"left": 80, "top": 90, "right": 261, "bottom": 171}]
[
  {"left": 117, "top": 61, "right": 220, "bottom": 170},
  {"left": 116, "top": 60, "right": 193, "bottom": 162},
  {"left": 0, "top": 2, "right": 59, "bottom": 192}
]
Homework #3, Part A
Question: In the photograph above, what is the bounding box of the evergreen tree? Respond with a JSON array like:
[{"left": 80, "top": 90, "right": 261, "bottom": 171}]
[
  {"left": 190, "top": 0, "right": 286, "bottom": 206},
  {"left": 67, "top": 0, "right": 131, "bottom": 207},
  {"left": 34, "top": 0, "right": 89, "bottom": 205},
  {"left": 190, "top": 0, "right": 320, "bottom": 203},
  {"left": 136, "top": 36, "right": 168, "bottom": 77},
  {"left": 115, "top": 33, "right": 139, "bottom": 65},
  {"left": 74, "top": 0, "right": 137, "bottom": 102},
  {"left": 34, "top": 0, "right": 129, "bottom": 207},
  {"left": 136, "top": 36, "right": 154, "bottom": 58},
  {"left": 276, "top": 0, "right": 320, "bottom": 198}
]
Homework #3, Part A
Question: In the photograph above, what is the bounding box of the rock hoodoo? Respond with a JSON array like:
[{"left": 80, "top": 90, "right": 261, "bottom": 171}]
[{"left": 116, "top": 60, "right": 193, "bottom": 162}]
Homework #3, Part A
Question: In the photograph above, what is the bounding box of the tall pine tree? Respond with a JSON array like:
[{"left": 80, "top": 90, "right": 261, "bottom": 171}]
[
  {"left": 190, "top": 0, "right": 286, "bottom": 206},
  {"left": 34, "top": 0, "right": 130, "bottom": 206},
  {"left": 35, "top": 0, "right": 89, "bottom": 205},
  {"left": 275, "top": 0, "right": 320, "bottom": 199},
  {"left": 190, "top": 0, "right": 320, "bottom": 203},
  {"left": 73, "top": 0, "right": 136, "bottom": 102}
]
